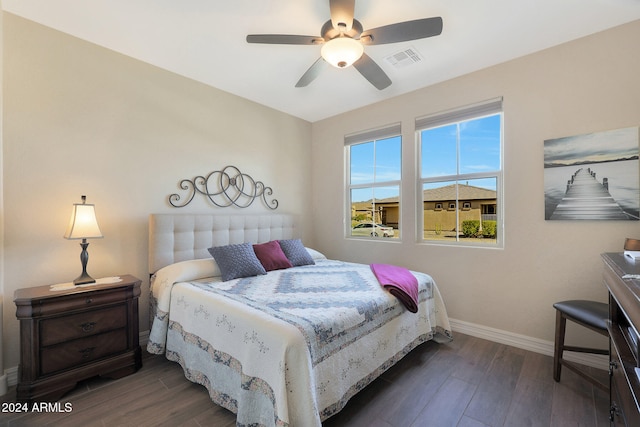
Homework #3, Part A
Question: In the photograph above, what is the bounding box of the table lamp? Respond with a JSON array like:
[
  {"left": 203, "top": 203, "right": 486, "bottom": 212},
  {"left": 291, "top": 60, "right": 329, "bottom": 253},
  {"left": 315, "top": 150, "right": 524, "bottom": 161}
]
[{"left": 64, "top": 195, "right": 103, "bottom": 285}]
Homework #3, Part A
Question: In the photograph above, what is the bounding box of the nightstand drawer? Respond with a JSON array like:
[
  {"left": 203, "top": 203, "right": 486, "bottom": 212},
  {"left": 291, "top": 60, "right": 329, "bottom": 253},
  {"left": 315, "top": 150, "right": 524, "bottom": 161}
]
[
  {"left": 29, "top": 288, "right": 131, "bottom": 317},
  {"left": 40, "top": 305, "right": 127, "bottom": 346},
  {"left": 40, "top": 329, "right": 128, "bottom": 375}
]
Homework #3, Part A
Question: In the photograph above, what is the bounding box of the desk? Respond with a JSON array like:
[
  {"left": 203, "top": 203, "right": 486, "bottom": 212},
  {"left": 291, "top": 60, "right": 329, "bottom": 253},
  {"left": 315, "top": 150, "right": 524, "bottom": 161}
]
[{"left": 602, "top": 253, "right": 640, "bottom": 426}]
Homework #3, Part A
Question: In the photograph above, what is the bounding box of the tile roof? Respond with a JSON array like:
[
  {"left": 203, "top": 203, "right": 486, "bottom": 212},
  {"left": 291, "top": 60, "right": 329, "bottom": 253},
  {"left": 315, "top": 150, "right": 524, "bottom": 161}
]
[
  {"left": 353, "top": 184, "right": 496, "bottom": 205},
  {"left": 423, "top": 183, "right": 496, "bottom": 201}
]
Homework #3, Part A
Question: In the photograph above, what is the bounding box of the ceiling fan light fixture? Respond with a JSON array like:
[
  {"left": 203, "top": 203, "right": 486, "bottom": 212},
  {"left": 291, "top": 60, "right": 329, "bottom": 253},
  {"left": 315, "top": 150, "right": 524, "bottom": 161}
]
[{"left": 321, "top": 37, "right": 364, "bottom": 68}]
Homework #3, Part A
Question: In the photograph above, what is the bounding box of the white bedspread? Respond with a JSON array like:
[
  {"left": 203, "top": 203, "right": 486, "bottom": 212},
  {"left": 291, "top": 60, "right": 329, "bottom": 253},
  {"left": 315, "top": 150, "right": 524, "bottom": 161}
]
[{"left": 147, "top": 258, "right": 451, "bottom": 427}]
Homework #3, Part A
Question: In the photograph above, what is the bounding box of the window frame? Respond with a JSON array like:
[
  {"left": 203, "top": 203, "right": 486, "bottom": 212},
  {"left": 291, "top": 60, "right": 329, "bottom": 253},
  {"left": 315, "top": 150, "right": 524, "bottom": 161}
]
[
  {"left": 345, "top": 123, "right": 402, "bottom": 241},
  {"left": 416, "top": 98, "right": 504, "bottom": 248}
]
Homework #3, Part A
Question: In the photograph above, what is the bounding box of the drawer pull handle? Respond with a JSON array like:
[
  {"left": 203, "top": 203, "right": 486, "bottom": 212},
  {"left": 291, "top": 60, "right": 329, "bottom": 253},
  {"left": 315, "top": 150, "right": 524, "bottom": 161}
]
[
  {"left": 80, "top": 322, "right": 97, "bottom": 332},
  {"left": 79, "top": 347, "right": 96, "bottom": 359},
  {"left": 85, "top": 298, "right": 93, "bottom": 304},
  {"left": 610, "top": 404, "right": 621, "bottom": 422}
]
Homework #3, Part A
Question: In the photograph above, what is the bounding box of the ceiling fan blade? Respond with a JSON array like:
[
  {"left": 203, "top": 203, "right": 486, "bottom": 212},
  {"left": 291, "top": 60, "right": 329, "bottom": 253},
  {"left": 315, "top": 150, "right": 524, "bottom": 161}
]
[
  {"left": 353, "top": 53, "right": 391, "bottom": 90},
  {"left": 295, "top": 58, "right": 328, "bottom": 87},
  {"left": 246, "top": 34, "right": 322, "bottom": 45},
  {"left": 330, "top": 0, "right": 355, "bottom": 31},
  {"left": 360, "top": 17, "right": 443, "bottom": 45}
]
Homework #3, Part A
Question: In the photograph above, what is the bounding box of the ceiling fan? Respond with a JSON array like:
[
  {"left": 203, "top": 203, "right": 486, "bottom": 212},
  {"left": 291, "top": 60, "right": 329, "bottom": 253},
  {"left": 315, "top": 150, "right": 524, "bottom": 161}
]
[{"left": 246, "top": 0, "right": 443, "bottom": 90}]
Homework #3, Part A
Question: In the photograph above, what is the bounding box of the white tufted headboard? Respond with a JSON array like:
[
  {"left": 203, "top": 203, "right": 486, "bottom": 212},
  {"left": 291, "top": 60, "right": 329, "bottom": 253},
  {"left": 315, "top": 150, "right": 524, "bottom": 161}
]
[{"left": 149, "top": 214, "right": 296, "bottom": 274}]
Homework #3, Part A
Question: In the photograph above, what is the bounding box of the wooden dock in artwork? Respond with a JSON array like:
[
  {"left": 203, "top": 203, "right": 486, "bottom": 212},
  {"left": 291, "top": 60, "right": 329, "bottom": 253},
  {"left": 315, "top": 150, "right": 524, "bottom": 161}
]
[{"left": 550, "top": 167, "right": 630, "bottom": 220}]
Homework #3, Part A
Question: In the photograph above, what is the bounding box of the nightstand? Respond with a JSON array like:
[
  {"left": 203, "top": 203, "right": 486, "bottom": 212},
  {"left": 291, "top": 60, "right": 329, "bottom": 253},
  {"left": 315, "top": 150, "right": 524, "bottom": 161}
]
[{"left": 14, "top": 275, "right": 142, "bottom": 403}]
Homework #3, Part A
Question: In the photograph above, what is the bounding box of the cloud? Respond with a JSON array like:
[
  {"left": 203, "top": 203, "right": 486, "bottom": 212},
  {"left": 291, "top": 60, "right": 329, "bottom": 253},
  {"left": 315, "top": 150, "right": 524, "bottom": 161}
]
[{"left": 544, "top": 127, "right": 638, "bottom": 164}]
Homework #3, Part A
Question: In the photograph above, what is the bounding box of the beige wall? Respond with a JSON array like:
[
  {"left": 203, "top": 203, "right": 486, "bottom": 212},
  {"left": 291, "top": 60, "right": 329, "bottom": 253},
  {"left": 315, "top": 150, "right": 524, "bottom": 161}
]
[
  {"left": 311, "top": 20, "right": 640, "bottom": 347},
  {"left": 0, "top": 5, "right": 7, "bottom": 394},
  {"left": 1, "top": 14, "right": 312, "bottom": 369}
]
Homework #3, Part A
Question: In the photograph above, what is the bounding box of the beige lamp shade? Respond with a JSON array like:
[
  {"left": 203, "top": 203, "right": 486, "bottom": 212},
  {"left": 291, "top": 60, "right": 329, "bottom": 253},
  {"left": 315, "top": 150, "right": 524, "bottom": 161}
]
[{"left": 64, "top": 203, "right": 103, "bottom": 240}]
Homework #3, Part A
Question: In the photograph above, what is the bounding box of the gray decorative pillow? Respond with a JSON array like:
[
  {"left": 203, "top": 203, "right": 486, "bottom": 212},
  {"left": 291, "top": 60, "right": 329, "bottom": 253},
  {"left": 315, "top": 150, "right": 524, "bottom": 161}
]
[
  {"left": 208, "top": 243, "right": 267, "bottom": 281},
  {"left": 278, "top": 239, "right": 315, "bottom": 267}
]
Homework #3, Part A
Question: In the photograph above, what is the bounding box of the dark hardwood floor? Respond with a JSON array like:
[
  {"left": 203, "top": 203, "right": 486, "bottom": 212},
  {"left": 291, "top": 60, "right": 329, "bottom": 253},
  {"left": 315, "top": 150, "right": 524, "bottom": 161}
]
[{"left": 0, "top": 332, "right": 609, "bottom": 427}]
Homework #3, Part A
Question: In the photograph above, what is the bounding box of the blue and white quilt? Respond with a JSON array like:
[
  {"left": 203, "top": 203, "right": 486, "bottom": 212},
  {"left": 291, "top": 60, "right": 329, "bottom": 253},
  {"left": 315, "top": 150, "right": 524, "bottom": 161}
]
[{"left": 148, "top": 256, "right": 451, "bottom": 427}]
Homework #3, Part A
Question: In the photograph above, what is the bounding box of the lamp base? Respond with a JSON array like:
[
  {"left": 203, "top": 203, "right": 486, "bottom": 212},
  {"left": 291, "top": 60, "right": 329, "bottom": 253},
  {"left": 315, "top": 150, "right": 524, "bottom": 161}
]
[
  {"left": 73, "top": 273, "right": 96, "bottom": 286},
  {"left": 74, "top": 240, "right": 96, "bottom": 285}
]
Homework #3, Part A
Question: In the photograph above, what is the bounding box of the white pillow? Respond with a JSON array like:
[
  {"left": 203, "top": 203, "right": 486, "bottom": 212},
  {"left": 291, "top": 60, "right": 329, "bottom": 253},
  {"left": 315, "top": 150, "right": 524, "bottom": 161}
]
[
  {"left": 305, "top": 247, "right": 327, "bottom": 261},
  {"left": 151, "top": 258, "right": 221, "bottom": 295}
]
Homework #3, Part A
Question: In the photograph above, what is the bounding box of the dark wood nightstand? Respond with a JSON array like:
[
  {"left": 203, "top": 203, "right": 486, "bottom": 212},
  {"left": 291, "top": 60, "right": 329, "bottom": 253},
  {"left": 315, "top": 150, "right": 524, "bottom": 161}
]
[{"left": 14, "top": 275, "right": 142, "bottom": 403}]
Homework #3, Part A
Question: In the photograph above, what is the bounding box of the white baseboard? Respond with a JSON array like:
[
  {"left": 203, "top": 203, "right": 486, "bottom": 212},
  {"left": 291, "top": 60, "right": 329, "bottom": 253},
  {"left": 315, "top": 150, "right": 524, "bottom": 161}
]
[
  {"left": 139, "top": 329, "right": 149, "bottom": 347},
  {"left": 449, "top": 318, "right": 609, "bottom": 370},
  {"left": 4, "top": 367, "right": 17, "bottom": 389},
  {"left": 0, "top": 374, "right": 7, "bottom": 396}
]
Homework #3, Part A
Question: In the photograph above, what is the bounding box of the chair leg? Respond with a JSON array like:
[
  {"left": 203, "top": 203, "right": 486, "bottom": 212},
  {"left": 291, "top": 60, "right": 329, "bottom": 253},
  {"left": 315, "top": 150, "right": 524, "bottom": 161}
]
[{"left": 553, "top": 310, "right": 566, "bottom": 382}]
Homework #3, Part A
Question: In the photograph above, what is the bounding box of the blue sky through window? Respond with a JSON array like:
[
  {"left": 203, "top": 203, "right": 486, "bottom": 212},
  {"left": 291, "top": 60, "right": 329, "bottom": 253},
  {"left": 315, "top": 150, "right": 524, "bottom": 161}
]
[
  {"left": 422, "top": 114, "right": 501, "bottom": 188},
  {"left": 350, "top": 136, "right": 401, "bottom": 201},
  {"left": 349, "top": 114, "right": 501, "bottom": 203}
]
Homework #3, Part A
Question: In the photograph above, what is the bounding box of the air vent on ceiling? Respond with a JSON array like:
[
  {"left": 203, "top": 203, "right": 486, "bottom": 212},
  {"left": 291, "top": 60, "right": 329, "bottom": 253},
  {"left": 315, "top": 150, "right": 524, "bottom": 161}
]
[{"left": 384, "top": 47, "right": 423, "bottom": 69}]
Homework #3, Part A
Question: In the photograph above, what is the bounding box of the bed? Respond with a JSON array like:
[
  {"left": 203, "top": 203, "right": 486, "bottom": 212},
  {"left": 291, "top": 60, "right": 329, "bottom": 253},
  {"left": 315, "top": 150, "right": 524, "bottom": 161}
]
[{"left": 146, "top": 213, "right": 452, "bottom": 426}]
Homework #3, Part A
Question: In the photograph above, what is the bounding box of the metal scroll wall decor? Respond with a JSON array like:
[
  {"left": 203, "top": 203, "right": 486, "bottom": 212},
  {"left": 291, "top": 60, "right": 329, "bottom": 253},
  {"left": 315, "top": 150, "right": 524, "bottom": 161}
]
[{"left": 168, "top": 165, "right": 278, "bottom": 209}]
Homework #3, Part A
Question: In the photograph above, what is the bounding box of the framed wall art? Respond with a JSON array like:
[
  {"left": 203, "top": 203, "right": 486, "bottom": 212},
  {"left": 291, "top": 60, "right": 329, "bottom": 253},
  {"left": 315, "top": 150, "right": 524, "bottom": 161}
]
[{"left": 544, "top": 127, "right": 639, "bottom": 220}]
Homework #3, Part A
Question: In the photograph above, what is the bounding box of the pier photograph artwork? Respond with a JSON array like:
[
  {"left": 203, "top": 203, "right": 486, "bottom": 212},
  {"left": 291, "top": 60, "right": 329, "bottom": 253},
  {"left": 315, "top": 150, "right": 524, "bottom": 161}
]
[{"left": 544, "top": 127, "right": 640, "bottom": 220}]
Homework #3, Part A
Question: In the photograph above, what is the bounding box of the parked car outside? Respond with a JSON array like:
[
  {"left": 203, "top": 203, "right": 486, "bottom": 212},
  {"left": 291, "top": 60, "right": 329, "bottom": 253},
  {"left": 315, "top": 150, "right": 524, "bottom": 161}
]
[{"left": 351, "top": 223, "right": 394, "bottom": 237}]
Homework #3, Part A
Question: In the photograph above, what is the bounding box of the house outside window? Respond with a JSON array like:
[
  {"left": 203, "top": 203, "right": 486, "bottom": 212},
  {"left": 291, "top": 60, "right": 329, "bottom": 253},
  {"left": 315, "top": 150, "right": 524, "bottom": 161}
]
[
  {"left": 346, "top": 123, "right": 401, "bottom": 240},
  {"left": 417, "top": 98, "right": 503, "bottom": 246}
]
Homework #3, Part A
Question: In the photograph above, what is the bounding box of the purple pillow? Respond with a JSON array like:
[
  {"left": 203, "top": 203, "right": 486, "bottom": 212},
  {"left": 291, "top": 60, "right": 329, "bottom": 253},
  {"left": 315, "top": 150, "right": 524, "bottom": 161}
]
[
  {"left": 253, "top": 241, "right": 293, "bottom": 271},
  {"left": 278, "top": 239, "right": 315, "bottom": 267}
]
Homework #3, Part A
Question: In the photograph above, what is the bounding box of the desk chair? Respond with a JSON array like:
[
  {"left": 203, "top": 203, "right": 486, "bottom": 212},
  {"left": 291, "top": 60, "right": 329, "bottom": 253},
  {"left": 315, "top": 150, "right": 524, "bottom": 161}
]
[{"left": 553, "top": 300, "right": 609, "bottom": 391}]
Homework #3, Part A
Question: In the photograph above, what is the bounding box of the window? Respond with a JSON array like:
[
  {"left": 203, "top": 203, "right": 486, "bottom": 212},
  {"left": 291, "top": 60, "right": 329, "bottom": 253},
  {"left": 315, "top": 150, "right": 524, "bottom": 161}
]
[
  {"left": 346, "top": 124, "right": 401, "bottom": 239},
  {"left": 417, "top": 98, "right": 503, "bottom": 246}
]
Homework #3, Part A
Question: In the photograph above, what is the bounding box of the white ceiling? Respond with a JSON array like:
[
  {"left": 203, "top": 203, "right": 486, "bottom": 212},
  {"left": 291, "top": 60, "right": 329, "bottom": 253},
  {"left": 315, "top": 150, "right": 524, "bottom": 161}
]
[{"left": 3, "top": 0, "right": 640, "bottom": 122}]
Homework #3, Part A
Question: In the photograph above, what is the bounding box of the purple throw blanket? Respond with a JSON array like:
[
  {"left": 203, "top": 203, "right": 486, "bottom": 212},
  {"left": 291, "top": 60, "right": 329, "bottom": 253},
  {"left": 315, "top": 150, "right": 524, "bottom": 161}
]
[{"left": 370, "top": 263, "right": 419, "bottom": 313}]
